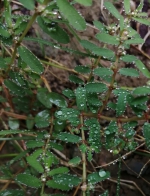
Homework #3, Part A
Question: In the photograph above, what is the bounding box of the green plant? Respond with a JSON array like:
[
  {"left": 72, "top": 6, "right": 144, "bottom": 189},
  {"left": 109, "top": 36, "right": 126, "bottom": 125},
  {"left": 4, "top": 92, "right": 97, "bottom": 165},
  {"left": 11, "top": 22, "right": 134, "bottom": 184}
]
[{"left": 0, "top": 0, "right": 150, "bottom": 195}]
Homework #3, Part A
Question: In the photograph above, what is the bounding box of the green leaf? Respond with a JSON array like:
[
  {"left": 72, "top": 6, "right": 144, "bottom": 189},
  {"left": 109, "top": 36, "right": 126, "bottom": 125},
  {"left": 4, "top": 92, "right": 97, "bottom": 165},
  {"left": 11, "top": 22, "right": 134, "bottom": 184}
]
[
  {"left": 132, "top": 17, "right": 150, "bottom": 26},
  {"left": 104, "top": 1, "right": 122, "bottom": 19},
  {"left": 18, "top": 0, "right": 35, "bottom": 10},
  {"left": 87, "top": 93, "right": 102, "bottom": 107},
  {"left": 94, "top": 67, "right": 113, "bottom": 77},
  {"left": 46, "top": 180, "right": 70, "bottom": 191},
  {"left": 124, "top": 0, "right": 130, "bottom": 14},
  {"left": 124, "top": 38, "right": 144, "bottom": 45},
  {"left": 136, "top": 2, "right": 144, "bottom": 11},
  {"left": 121, "top": 55, "right": 137, "bottom": 62},
  {"left": 0, "top": 130, "right": 33, "bottom": 136},
  {"left": 135, "top": 60, "right": 150, "bottom": 78},
  {"left": 119, "top": 68, "right": 139, "bottom": 77},
  {"left": 48, "top": 167, "right": 69, "bottom": 176},
  {"left": 62, "top": 89, "right": 75, "bottom": 99},
  {"left": 26, "top": 116, "right": 34, "bottom": 129},
  {"left": 35, "top": 110, "right": 50, "bottom": 128},
  {"left": 75, "top": 87, "right": 87, "bottom": 111},
  {"left": 37, "top": 88, "right": 52, "bottom": 109},
  {"left": 56, "top": 0, "right": 86, "bottom": 30},
  {"left": 37, "top": 16, "right": 70, "bottom": 44},
  {"left": 132, "top": 86, "right": 150, "bottom": 96},
  {"left": 85, "top": 118, "right": 101, "bottom": 152},
  {"left": 53, "top": 174, "right": 81, "bottom": 186},
  {"left": 8, "top": 119, "right": 19, "bottom": 130},
  {"left": 0, "top": 25, "right": 11, "bottom": 38},
  {"left": 18, "top": 46, "right": 43, "bottom": 74},
  {"left": 74, "top": 0, "right": 92, "bottom": 6},
  {"left": 55, "top": 108, "right": 80, "bottom": 120},
  {"left": 74, "top": 65, "right": 90, "bottom": 74},
  {"left": 85, "top": 82, "right": 108, "bottom": 93},
  {"left": 48, "top": 92, "right": 67, "bottom": 108},
  {"left": 96, "top": 33, "right": 119, "bottom": 45},
  {"left": 68, "top": 157, "right": 81, "bottom": 166},
  {"left": 56, "top": 132, "right": 81, "bottom": 143},
  {"left": 143, "top": 123, "right": 150, "bottom": 149},
  {"left": 93, "top": 21, "right": 106, "bottom": 32},
  {"left": 69, "top": 74, "right": 84, "bottom": 84},
  {"left": 0, "top": 57, "right": 7, "bottom": 69},
  {"left": 0, "top": 190, "right": 24, "bottom": 196},
  {"left": 116, "top": 92, "right": 128, "bottom": 116},
  {"left": 26, "top": 149, "right": 44, "bottom": 172},
  {"left": 26, "top": 140, "right": 44, "bottom": 148},
  {"left": 80, "top": 40, "right": 115, "bottom": 58},
  {"left": 4, "top": 80, "right": 25, "bottom": 96},
  {"left": 88, "top": 170, "right": 110, "bottom": 184},
  {"left": 16, "top": 174, "right": 42, "bottom": 188}
]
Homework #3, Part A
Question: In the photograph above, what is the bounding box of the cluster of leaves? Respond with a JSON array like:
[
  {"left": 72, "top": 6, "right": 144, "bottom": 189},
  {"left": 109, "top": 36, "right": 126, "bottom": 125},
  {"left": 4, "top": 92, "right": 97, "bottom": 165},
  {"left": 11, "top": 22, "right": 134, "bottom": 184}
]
[{"left": 0, "top": 0, "right": 150, "bottom": 195}]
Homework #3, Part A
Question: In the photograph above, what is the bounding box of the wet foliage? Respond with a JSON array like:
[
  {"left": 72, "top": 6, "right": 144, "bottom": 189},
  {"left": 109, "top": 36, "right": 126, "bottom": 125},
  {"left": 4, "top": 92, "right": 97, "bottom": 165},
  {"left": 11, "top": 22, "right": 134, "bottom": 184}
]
[{"left": 0, "top": 0, "right": 150, "bottom": 195}]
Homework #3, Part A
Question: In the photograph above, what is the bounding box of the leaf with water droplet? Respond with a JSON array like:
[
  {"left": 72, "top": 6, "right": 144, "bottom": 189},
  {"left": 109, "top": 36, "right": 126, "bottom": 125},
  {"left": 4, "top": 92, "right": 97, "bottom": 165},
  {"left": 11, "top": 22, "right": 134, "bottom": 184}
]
[
  {"left": 8, "top": 119, "right": 19, "bottom": 130},
  {"left": 48, "top": 167, "right": 69, "bottom": 176},
  {"left": 18, "top": 46, "right": 43, "bottom": 74},
  {"left": 35, "top": 110, "right": 50, "bottom": 128},
  {"left": 37, "top": 16, "right": 70, "bottom": 44},
  {"left": 124, "top": 0, "right": 130, "bottom": 14},
  {"left": 85, "top": 82, "right": 108, "bottom": 93},
  {"left": 80, "top": 40, "right": 115, "bottom": 58},
  {"left": 143, "top": 123, "right": 150, "bottom": 149},
  {"left": 88, "top": 171, "right": 110, "bottom": 184},
  {"left": 75, "top": 87, "right": 87, "bottom": 111},
  {"left": 16, "top": 174, "right": 42, "bottom": 188},
  {"left": 135, "top": 60, "right": 150, "bottom": 78},
  {"left": 96, "top": 33, "right": 119, "bottom": 45},
  {"left": 119, "top": 68, "right": 139, "bottom": 77},
  {"left": 132, "top": 17, "right": 150, "bottom": 26},
  {"left": 56, "top": 132, "right": 81, "bottom": 143},
  {"left": 93, "top": 21, "right": 107, "bottom": 32},
  {"left": 104, "top": 1, "right": 122, "bottom": 19},
  {"left": 56, "top": 0, "right": 86, "bottom": 30}
]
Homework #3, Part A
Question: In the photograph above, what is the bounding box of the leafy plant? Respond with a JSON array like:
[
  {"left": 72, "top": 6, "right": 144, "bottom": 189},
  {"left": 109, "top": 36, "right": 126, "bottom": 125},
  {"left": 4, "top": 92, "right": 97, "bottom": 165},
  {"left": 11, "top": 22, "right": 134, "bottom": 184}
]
[{"left": 0, "top": 0, "right": 150, "bottom": 195}]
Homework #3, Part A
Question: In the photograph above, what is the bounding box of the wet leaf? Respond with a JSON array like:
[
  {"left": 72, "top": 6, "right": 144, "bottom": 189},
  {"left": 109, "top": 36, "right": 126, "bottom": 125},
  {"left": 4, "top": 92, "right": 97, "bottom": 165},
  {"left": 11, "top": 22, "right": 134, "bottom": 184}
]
[
  {"left": 48, "top": 167, "right": 69, "bottom": 176},
  {"left": 74, "top": 65, "right": 90, "bottom": 74},
  {"left": 46, "top": 180, "right": 70, "bottom": 191},
  {"left": 37, "top": 16, "right": 70, "bottom": 44},
  {"left": 124, "top": 0, "right": 130, "bottom": 14},
  {"left": 8, "top": 119, "right": 19, "bottom": 130},
  {"left": 18, "top": 46, "right": 43, "bottom": 74},
  {"left": 26, "top": 140, "right": 44, "bottom": 149},
  {"left": 80, "top": 40, "right": 115, "bottom": 58},
  {"left": 0, "top": 24, "right": 10, "bottom": 38},
  {"left": 132, "top": 17, "right": 150, "bottom": 26},
  {"left": 104, "top": 1, "right": 122, "bottom": 19},
  {"left": 88, "top": 171, "right": 110, "bottom": 184},
  {"left": 135, "top": 60, "right": 150, "bottom": 78},
  {"left": 0, "top": 190, "right": 24, "bottom": 196},
  {"left": 35, "top": 110, "right": 50, "bottom": 128},
  {"left": 56, "top": 0, "right": 86, "bottom": 30},
  {"left": 26, "top": 149, "right": 44, "bottom": 172},
  {"left": 93, "top": 21, "right": 106, "bottom": 32},
  {"left": 124, "top": 38, "right": 144, "bottom": 45},
  {"left": 53, "top": 174, "right": 81, "bottom": 186},
  {"left": 56, "top": 132, "right": 81, "bottom": 143},
  {"left": 62, "top": 89, "right": 75, "bottom": 99},
  {"left": 16, "top": 174, "right": 42, "bottom": 188},
  {"left": 85, "top": 82, "right": 108, "bottom": 93},
  {"left": 143, "top": 123, "right": 150, "bottom": 149},
  {"left": 48, "top": 92, "right": 67, "bottom": 108},
  {"left": 119, "top": 68, "right": 139, "bottom": 77},
  {"left": 68, "top": 157, "right": 81, "bottom": 166},
  {"left": 132, "top": 86, "right": 150, "bottom": 96},
  {"left": 121, "top": 55, "right": 137, "bottom": 62},
  {"left": 96, "top": 33, "right": 119, "bottom": 45},
  {"left": 55, "top": 108, "right": 80, "bottom": 120},
  {"left": 4, "top": 80, "right": 25, "bottom": 96},
  {"left": 94, "top": 67, "right": 113, "bottom": 77},
  {"left": 75, "top": 87, "right": 87, "bottom": 111},
  {"left": 69, "top": 74, "right": 84, "bottom": 84}
]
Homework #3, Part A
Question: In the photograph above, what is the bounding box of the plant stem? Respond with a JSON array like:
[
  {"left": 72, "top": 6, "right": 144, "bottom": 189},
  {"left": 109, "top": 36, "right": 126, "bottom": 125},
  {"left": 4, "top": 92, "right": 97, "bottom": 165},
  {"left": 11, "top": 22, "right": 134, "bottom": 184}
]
[{"left": 80, "top": 115, "right": 87, "bottom": 196}]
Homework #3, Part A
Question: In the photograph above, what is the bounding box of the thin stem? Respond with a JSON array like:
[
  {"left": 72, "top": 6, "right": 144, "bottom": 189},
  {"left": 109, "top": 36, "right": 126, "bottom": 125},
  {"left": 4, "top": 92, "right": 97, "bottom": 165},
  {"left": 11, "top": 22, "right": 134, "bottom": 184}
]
[{"left": 80, "top": 114, "right": 87, "bottom": 196}]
